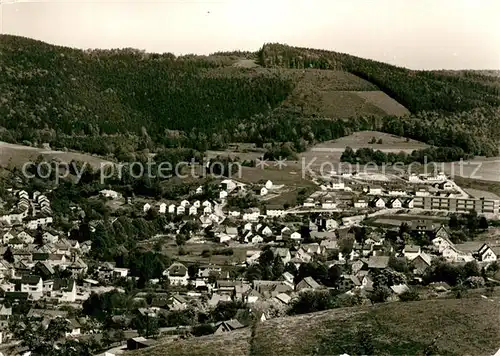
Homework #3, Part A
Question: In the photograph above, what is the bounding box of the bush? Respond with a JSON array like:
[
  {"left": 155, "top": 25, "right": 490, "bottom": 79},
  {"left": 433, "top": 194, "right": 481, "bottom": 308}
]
[
  {"left": 288, "top": 290, "right": 335, "bottom": 315},
  {"left": 191, "top": 323, "right": 217, "bottom": 337},
  {"left": 213, "top": 248, "right": 234, "bottom": 256},
  {"left": 398, "top": 288, "right": 420, "bottom": 302},
  {"left": 201, "top": 249, "right": 212, "bottom": 258}
]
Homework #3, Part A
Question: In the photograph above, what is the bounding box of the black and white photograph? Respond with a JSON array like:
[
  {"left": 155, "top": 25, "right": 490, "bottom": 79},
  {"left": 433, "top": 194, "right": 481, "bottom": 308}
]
[{"left": 0, "top": 0, "right": 499, "bottom": 355}]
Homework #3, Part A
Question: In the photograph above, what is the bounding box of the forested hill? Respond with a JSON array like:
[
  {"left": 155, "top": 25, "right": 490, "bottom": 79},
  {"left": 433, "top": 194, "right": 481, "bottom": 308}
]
[
  {"left": 258, "top": 43, "right": 500, "bottom": 113},
  {"left": 1, "top": 35, "right": 499, "bottom": 158}
]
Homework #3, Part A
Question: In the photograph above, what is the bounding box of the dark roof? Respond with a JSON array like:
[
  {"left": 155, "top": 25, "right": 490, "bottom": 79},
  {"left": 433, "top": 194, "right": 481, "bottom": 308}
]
[
  {"left": 367, "top": 256, "right": 390, "bottom": 269},
  {"left": 266, "top": 205, "right": 283, "bottom": 210},
  {"left": 20, "top": 275, "right": 42, "bottom": 285},
  {"left": 405, "top": 245, "right": 421, "bottom": 253},
  {"left": 53, "top": 278, "right": 75, "bottom": 291},
  {"left": 4, "top": 292, "right": 29, "bottom": 300},
  {"left": 32, "top": 253, "right": 49, "bottom": 261}
]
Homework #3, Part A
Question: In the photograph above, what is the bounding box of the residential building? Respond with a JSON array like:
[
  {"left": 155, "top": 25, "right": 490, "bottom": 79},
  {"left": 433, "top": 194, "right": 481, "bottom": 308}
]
[
  {"left": 164, "top": 262, "right": 189, "bottom": 286},
  {"left": 266, "top": 205, "right": 286, "bottom": 217},
  {"left": 20, "top": 275, "right": 43, "bottom": 300},
  {"left": 475, "top": 244, "right": 497, "bottom": 262},
  {"left": 296, "top": 277, "right": 322, "bottom": 292}
]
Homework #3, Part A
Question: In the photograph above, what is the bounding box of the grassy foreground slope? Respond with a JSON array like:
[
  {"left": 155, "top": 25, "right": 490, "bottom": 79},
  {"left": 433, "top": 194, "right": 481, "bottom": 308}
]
[{"left": 134, "top": 298, "right": 500, "bottom": 356}]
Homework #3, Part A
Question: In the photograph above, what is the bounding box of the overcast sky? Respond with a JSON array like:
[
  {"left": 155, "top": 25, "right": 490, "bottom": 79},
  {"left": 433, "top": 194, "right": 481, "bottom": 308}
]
[{"left": 2, "top": 0, "right": 499, "bottom": 70}]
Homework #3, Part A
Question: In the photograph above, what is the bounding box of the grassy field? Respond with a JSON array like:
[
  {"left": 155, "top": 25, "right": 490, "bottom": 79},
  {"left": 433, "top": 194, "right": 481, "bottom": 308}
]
[
  {"left": 454, "top": 176, "right": 500, "bottom": 197},
  {"left": 161, "top": 241, "right": 251, "bottom": 266},
  {"left": 299, "top": 131, "right": 429, "bottom": 166},
  {"left": 133, "top": 297, "right": 500, "bottom": 356}
]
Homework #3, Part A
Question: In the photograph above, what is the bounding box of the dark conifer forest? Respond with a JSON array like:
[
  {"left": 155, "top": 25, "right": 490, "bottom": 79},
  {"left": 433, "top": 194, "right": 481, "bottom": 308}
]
[{"left": 1, "top": 36, "right": 499, "bottom": 158}]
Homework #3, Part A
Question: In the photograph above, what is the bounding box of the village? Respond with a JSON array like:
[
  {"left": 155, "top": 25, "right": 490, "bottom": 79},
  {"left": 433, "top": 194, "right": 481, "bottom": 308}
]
[{"left": 0, "top": 168, "right": 499, "bottom": 355}]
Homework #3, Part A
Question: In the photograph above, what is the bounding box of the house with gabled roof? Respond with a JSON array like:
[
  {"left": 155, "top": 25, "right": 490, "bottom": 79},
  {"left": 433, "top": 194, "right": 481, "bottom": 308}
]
[
  {"left": 371, "top": 197, "right": 386, "bottom": 209},
  {"left": 245, "top": 289, "right": 261, "bottom": 304},
  {"left": 8, "top": 237, "right": 24, "bottom": 250},
  {"left": 404, "top": 198, "right": 415, "bottom": 209},
  {"left": 410, "top": 253, "right": 432, "bottom": 275},
  {"left": 19, "top": 275, "right": 43, "bottom": 300},
  {"left": 272, "top": 247, "right": 291, "bottom": 264},
  {"left": 475, "top": 244, "right": 497, "bottom": 262},
  {"left": 266, "top": 205, "right": 285, "bottom": 217},
  {"left": 387, "top": 198, "right": 403, "bottom": 209},
  {"left": 163, "top": 262, "right": 189, "bottom": 286},
  {"left": 214, "top": 319, "right": 245, "bottom": 335},
  {"left": 296, "top": 277, "right": 322, "bottom": 292},
  {"left": 44, "top": 278, "right": 77, "bottom": 302},
  {"left": 403, "top": 245, "right": 421, "bottom": 260}
]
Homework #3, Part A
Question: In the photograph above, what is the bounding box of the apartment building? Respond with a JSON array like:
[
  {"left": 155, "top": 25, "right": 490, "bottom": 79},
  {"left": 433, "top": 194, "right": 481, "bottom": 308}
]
[{"left": 413, "top": 196, "right": 499, "bottom": 214}]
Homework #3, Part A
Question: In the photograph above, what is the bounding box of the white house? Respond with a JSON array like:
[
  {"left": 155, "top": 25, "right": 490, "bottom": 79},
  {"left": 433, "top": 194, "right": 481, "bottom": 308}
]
[
  {"left": 265, "top": 180, "right": 273, "bottom": 190},
  {"left": 415, "top": 188, "right": 430, "bottom": 197},
  {"left": 331, "top": 181, "right": 345, "bottom": 190},
  {"left": 303, "top": 198, "right": 316, "bottom": 208},
  {"left": 195, "top": 186, "right": 203, "bottom": 194},
  {"left": 168, "top": 204, "right": 176, "bottom": 214},
  {"left": 176, "top": 205, "right": 185, "bottom": 215},
  {"left": 408, "top": 173, "right": 421, "bottom": 183},
  {"left": 440, "top": 181, "right": 454, "bottom": 191},
  {"left": 44, "top": 279, "right": 77, "bottom": 303},
  {"left": 260, "top": 226, "right": 273, "bottom": 237},
  {"left": 321, "top": 199, "right": 337, "bottom": 209},
  {"left": 193, "top": 200, "right": 201, "bottom": 208},
  {"left": 219, "top": 191, "right": 228, "bottom": 200},
  {"left": 388, "top": 189, "right": 406, "bottom": 196},
  {"left": 202, "top": 200, "right": 212, "bottom": 207},
  {"left": 18, "top": 231, "right": 34, "bottom": 244},
  {"left": 427, "top": 172, "right": 447, "bottom": 182},
  {"left": 251, "top": 235, "right": 264, "bottom": 244},
  {"left": 189, "top": 206, "right": 198, "bottom": 215},
  {"left": 99, "top": 189, "right": 121, "bottom": 199},
  {"left": 368, "top": 187, "right": 383, "bottom": 195},
  {"left": 354, "top": 199, "right": 368, "bottom": 209},
  {"left": 163, "top": 262, "right": 189, "bottom": 286},
  {"left": 228, "top": 209, "right": 241, "bottom": 217},
  {"left": 180, "top": 200, "right": 190, "bottom": 207},
  {"left": 290, "top": 232, "right": 302, "bottom": 240},
  {"left": 388, "top": 198, "right": 403, "bottom": 209},
  {"left": 18, "top": 190, "right": 29, "bottom": 199},
  {"left": 266, "top": 205, "right": 286, "bottom": 217},
  {"left": 372, "top": 197, "right": 386, "bottom": 209},
  {"left": 42, "top": 231, "right": 59, "bottom": 244},
  {"left": 203, "top": 206, "right": 213, "bottom": 214},
  {"left": 243, "top": 208, "right": 260, "bottom": 221},
  {"left": 221, "top": 179, "right": 237, "bottom": 192},
  {"left": 26, "top": 217, "right": 53, "bottom": 230},
  {"left": 159, "top": 203, "right": 167, "bottom": 214},
  {"left": 403, "top": 245, "right": 421, "bottom": 260},
  {"left": 20, "top": 276, "right": 43, "bottom": 301},
  {"left": 432, "top": 235, "right": 453, "bottom": 253},
  {"left": 476, "top": 244, "right": 497, "bottom": 262},
  {"left": 254, "top": 187, "right": 268, "bottom": 196},
  {"left": 225, "top": 227, "right": 238, "bottom": 238},
  {"left": 404, "top": 198, "right": 414, "bottom": 209},
  {"left": 143, "top": 203, "right": 151, "bottom": 213}
]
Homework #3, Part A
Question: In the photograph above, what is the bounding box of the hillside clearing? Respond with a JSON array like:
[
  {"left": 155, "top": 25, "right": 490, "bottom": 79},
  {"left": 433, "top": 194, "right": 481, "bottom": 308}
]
[{"left": 279, "top": 69, "right": 410, "bottom": 118}]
